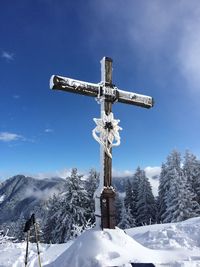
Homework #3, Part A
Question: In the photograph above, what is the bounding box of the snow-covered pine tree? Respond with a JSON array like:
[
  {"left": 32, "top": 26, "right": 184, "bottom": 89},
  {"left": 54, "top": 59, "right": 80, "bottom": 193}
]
[
  {"left": 60, "top": 168, "right": 90, "bottom": 242},
  {"left": 194, "top": 169, "right": 200, "bottom": 206},
  {"left": 161, "top": 150, "right": 182, "bottom": 223},
  {"left": 124, "top": 179, "right": 134, "bottom": 212},
  {"left": 13, "top": 213, "right": 27, "bottom": 241},
  {"left": 183, "top": 151, "right": 200, "bottom": 214},
  {"left": 132, "top": 167, "right": 142, "bottom": 221},
  {"left": 43, "top": 169, "right": 90, "bottom": 243},
  {"left": 84, "top": 169, "right": 100, "bottom": 223},
  {"left": 118, "top": 201, "right": 135, "bottom": 229},
  {"left": 42, "top": 193, "right": 62, "bottom": 243},
  {"left": 136, "top": 169, "right": 156, "bottom": 226},
  {"left": 157, "top": 163, "right": 168, "bottom": 223},
  {"left": 85, "top": 169, "right": 99, "bottom": 199},
  {"left": 123, "top": 168, "right": 143, "bottom": 224},
  {"left": 115, "top": 191, "right": 123, "bottom": 225},
  {"left": 164, "top": 169, "right": 198, "bottom": 222},
  {"left": 163, "top": 150, "right": 199, "bottom": 223}
]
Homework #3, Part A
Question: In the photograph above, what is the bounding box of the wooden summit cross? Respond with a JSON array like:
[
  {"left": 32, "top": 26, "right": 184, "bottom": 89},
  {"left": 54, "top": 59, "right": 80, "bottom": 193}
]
[{"left": 50, "top": 57, "right": 154, "bottom": 229}]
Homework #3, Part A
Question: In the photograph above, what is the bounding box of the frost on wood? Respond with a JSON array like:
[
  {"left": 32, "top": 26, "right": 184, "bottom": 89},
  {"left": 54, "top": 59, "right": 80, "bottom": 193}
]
[
  {"left": 50, "top": 75, "right": 99, "bottom": 92},
  {"left": 92, "top": 111, "right": 122, "bottom": 158}
]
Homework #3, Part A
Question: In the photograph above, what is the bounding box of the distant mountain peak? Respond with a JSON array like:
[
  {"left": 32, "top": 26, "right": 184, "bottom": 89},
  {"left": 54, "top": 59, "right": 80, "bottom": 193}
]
[{"left": 0, "top": 175, "right": 65, "bottom": 225}]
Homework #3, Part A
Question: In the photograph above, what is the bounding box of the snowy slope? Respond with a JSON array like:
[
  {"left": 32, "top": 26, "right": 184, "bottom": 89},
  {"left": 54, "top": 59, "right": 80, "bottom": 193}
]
[
  {"left": 0, "top": 217, "right": 200, "bottom": 267},
  {"left": 0, "top": 242, "right": 72, "bottom": 267},
  {"left": 126, "top": 217, "right": 200, "bottom": 250}
]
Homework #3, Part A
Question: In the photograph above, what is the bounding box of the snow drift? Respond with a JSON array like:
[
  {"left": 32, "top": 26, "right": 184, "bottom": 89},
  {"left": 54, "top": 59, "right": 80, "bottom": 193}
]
[{"left": 1, "top": 217, "right": 200, "bottom": 267}]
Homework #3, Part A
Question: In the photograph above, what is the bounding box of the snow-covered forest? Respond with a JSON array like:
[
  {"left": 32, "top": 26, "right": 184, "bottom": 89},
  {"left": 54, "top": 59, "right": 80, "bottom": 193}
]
[{"left": 1, "top": 150, "right": 200, "bottom": 245}]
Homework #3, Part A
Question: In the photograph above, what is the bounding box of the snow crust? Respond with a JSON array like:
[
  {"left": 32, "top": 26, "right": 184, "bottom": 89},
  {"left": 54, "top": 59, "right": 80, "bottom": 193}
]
[{"left": 1, "top": 217, "right": 200, "bottom": 267}]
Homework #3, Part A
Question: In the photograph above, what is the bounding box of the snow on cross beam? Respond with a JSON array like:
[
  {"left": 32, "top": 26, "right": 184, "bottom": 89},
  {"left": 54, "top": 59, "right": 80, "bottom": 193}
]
[{"left": 50, "top": 75, "right": 154, "bottom": 108}]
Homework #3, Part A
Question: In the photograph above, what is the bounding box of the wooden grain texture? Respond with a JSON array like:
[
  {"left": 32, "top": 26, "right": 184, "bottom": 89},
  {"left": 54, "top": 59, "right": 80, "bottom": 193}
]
[
  {"left": 100, "top": 57, "right": 116, "bottom": 229},
  {"left": 101, "top": 188, "right": 116, "bottom": 229}
]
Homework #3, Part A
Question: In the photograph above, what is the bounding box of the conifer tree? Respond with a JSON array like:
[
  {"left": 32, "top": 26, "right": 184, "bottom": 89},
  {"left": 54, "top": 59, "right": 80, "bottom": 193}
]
[
  {"left": 13, "top": 214, "right": 27, "bottom": 241},
  {"left": 115, "top": 191, "right": 123, "bottom": 225},
  {"left": 157, "top": 163, "right": 168, "bottom": 223},
  {"left": 118, "top": 201, "right": 135, "bottom": 229},
  {"left": 136, "top": 169, "right": 156, "bottom": 226},
  {"left": 62, "top": 168, "right": 90, "bottom": 241},
  {"left": 43, "top": 193, "right": 62, "bottom": 243},
  {"left": 164, "top": 169, "right": 198, "bottom": 222},
  {"left": 161, "top": 150, "right": 182, "bottom": 223},
  {"left": 124, "top": 179, "right": 134, "bottom": 212},
  {"left": 132, "top": 167, "right": 143, "bottom": 220},
  {"left": 162, "top": 150, "right": 199, "bottom": 223},
  {"left": 85, "top": 169, "right": 100, "bottom": 223},
  {"left": 183, "top": 151, "right": 200, "bottom": 213},
  {"left": 85, "top": 169, "right": 99, "bottom": 198},
  {"left": 43, "top": 168, "right": 90, "bottom": 243}
]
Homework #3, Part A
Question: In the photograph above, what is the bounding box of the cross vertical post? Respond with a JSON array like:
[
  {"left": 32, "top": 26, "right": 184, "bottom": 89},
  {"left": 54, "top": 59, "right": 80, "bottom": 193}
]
[
  {"left": 99, "top": 57, "right": 115, "bottom": 229},
  {"left": 101, "top": 57, "right": 113, "bottom": 188}
]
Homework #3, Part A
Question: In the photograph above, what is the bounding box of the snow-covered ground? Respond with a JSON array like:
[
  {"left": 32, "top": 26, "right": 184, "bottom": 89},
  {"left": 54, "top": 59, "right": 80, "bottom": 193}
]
[{"left": 0, "top": 217, "right": 200, "bottom": 267}]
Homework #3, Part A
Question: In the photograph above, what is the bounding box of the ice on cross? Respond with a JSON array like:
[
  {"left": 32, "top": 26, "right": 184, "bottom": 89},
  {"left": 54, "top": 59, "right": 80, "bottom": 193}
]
[{"left": 50, "top": 57, "right": 154, "bottom": 230}]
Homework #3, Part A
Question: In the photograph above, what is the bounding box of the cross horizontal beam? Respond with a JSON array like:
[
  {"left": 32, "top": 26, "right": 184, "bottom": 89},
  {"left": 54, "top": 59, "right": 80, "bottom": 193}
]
[{"left": 50, "top": 75, "right": 154, "bottom": 109}]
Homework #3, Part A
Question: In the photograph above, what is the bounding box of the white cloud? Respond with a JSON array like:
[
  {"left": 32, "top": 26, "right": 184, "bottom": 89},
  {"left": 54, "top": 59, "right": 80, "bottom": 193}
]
[
  {"left": 129, "top": 0, "right": 200, "bottom": 92},
  {"left": 23, "top": 187, "right": 60, "bottom": 201},
  {"left": 112, "top": 168, "right": 133, "bottom": 178},
  {"left": 1, "top": 51, "right": 14, "bottom": 61},
  {"left": 13, "top": 95, "right": 20, "bottom": 99},
  {"left": 24, "top": 168, "right": 90, "bottom": 180},
  {"left": 145, "top": 166, "right": 161, "bottom": 197},
  {"left": 178, "top": 21, "right": 200, "bottom": 91},
  {"left": 144, "top": 166, "right": 161, "bottom": 179},
  {"left": 0, "top": 132, "right": 34, "bottom": 144},
  {"left": 113, "top": 166, "right": 160, "bottom": 196},
  {"left": 92, "top": 0, "right": 200, "bottom": 92},
  {"left": 33, "top": 168, "right": 73, "bottom": 179},
  {"left": 149, "top": 177, "right": 159, "bottom": 197},
  {"left": 44, "top": 128, "right": 54, "bottom": 133},
  {"left": 112, "top": 166, "right": 161, "bottom": 179},
  {"left": 0, "top": 132, "right": 24, "bottom": 142}
]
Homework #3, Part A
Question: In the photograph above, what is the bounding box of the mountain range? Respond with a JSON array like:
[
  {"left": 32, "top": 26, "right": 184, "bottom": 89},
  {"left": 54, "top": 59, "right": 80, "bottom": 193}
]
[
  {"left": 0, "top": 174, "right": 159, "bottom": 227},
  {"left": 0, "top": 175, "right": 65, "bottom": 225}
]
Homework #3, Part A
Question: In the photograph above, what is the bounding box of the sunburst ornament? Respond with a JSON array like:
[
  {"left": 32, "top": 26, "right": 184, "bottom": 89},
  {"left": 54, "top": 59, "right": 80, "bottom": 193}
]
[{"left": 92, "top": 111, "right": 122, "bottom": 158}]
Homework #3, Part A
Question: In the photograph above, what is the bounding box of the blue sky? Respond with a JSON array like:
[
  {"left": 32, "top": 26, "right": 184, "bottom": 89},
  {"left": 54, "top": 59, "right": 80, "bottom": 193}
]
[{"left": 1, "top": 0, "right": 200, "bottom": 180}]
